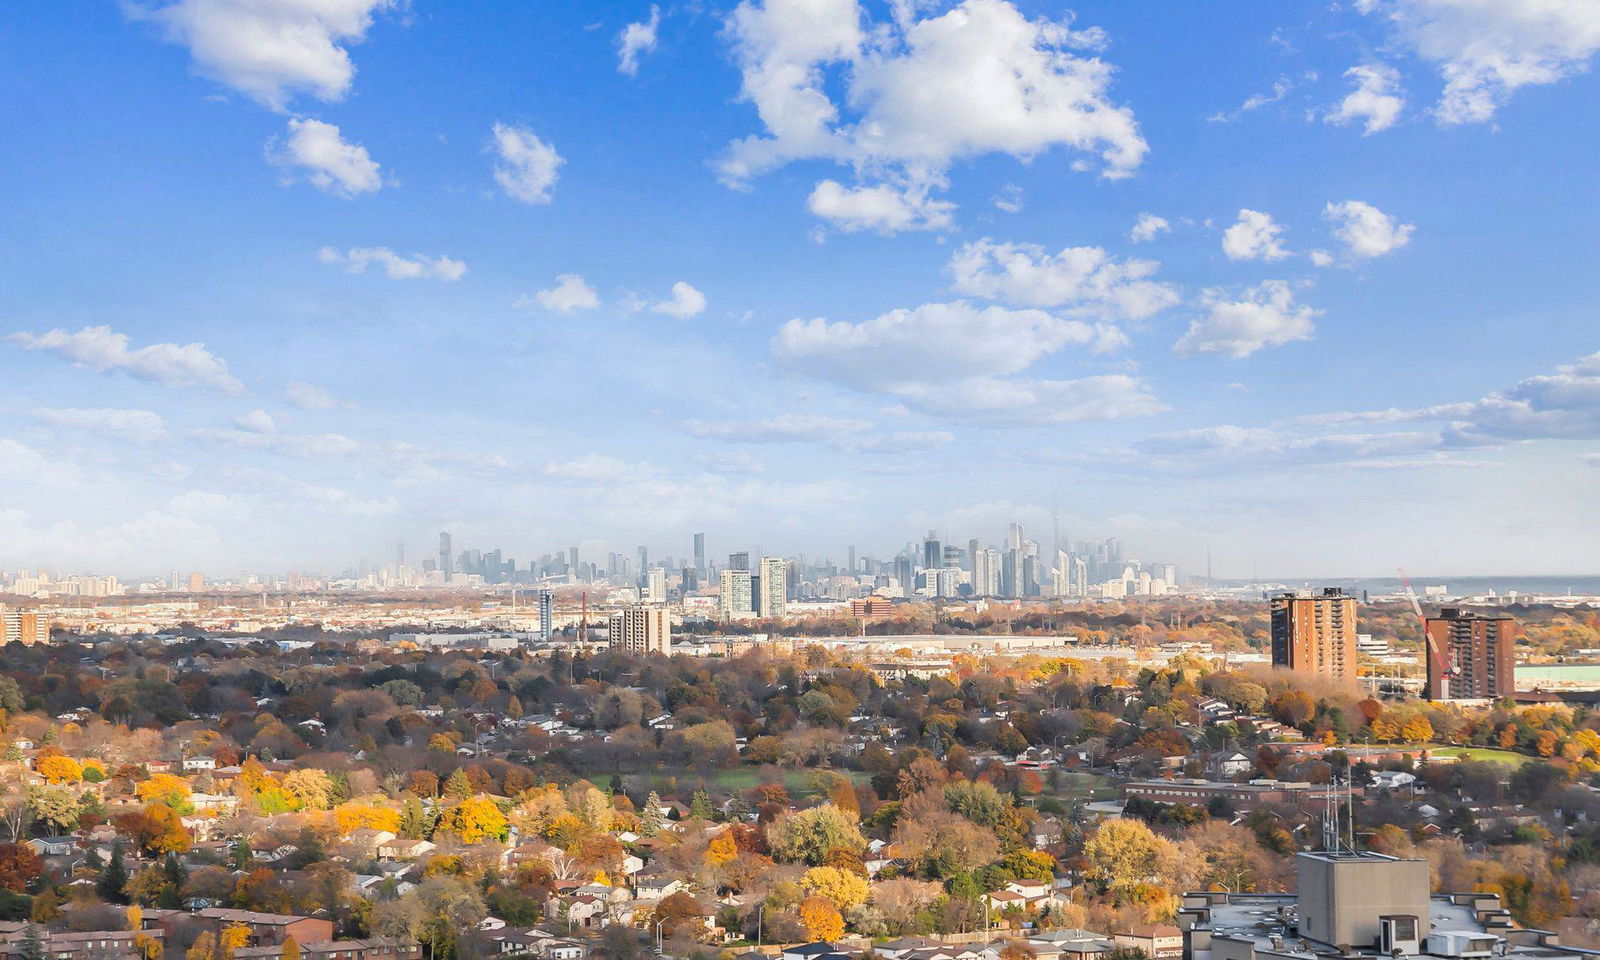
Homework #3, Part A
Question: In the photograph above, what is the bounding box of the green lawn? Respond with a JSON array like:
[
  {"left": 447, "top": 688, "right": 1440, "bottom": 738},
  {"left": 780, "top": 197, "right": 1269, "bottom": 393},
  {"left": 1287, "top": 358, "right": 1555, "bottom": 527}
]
[{"left": 1427, "top": 745, "right": 1532, "bottom": 767}]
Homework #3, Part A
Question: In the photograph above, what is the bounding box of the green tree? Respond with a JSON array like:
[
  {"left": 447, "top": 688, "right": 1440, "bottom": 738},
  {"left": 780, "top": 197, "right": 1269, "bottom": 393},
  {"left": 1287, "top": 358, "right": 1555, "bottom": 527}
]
[{"left": 99, "top": 842, "right": 129, "bottom": 904}]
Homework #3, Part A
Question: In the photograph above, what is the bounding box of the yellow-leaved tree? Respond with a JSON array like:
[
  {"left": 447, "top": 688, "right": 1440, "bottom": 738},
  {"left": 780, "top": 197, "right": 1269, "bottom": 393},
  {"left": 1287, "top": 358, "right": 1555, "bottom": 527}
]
[{"left": 799, "top": 866, "right": 870, "bottom": 912}]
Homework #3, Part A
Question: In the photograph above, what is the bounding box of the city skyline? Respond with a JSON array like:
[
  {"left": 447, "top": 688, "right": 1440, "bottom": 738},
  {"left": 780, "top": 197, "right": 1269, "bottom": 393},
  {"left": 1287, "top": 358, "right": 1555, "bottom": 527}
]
[{"left": 4, "top": 3, "right": 1600, "bottom": 576}]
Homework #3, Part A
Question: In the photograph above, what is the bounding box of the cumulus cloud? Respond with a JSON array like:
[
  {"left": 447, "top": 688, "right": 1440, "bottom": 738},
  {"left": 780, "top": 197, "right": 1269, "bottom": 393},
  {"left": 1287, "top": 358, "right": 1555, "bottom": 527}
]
[
  {"left": 722, "top": 0, "right": 1146, "bottom": 228},
  {"left": 9, "top": 324, "right": 244, "bottom": 393},
  {"left": 1221, "top": 209, "right": 1290, "bottom": 261},
  {"left": 1358, "top": 0, "right": 1600, "bottom": 124},
  {"left": 1174, "top": 281, "right": 1321, "bottom": 358},
  {"left": 520, "top": 274, "right": 601, "bottom": 313},
  {"left": 129, "top": 0, "right": 396, "bottom": 111},
  {"left": 271, "top": 118, "right": 382, "bottom": 196},
  {"left": 947, "top": 237, "right": 1179, "bottom": 323},
  {"left": 286, "top": 380, "right": 340, "bottom": 409},
  {"left": 490, "top": 122, "right": 563, "bottom": 205},
  {"left": 1129, "top": 213, "right": 1170, "bottom": 243},
  {"left": 1326, "top": 63, "right": 1405, "bottom": 134},
  {"left": 651, "top": 281, "right": 707, "bottom": 319},
  {"left": 32, "top": 408, "right": 169, "bottom": 443},
  {"left": 1323, "top": 200, "right": 1415, "bottom": 259},
  {"left": 807, "top": 179, "right": 955, "bottom": 233},
  {"left": 234, "top": 409, "right": 278, "bottom": 434},
  {"left": 317, "top": 246, "right": 466, "bottom": 280},
  {"left": 617, "top": 5, "right": 661, "bottom": 76},
  {"left": 773, "top": 300, "right": 1161, "bottom": 424}
]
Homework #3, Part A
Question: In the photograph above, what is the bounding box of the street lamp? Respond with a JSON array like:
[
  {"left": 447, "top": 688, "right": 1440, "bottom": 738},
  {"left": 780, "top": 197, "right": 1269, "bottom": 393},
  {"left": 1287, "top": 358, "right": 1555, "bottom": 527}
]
[
  {"left": 756, "top": 904, "right": 766, "bottom": 947},
  {"left": 654, "top": 918, "right": 667, "bottom": 957}
]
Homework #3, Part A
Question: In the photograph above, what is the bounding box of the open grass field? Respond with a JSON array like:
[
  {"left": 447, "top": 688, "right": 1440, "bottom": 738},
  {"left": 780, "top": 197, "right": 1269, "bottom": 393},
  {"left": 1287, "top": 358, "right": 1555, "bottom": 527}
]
[{"left": 1427, "top": 745, "right": 1532, "bottom": 766}]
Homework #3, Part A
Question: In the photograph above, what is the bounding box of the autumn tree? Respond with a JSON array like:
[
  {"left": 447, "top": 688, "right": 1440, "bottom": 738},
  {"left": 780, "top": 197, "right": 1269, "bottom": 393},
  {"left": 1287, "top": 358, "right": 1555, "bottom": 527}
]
[
  {"left": 799, "top": 866, "right": 870, "bottom": 911},
  {"left": 766, "top": 804, "right": 865, "bottom": 865},
  {"left": 798, "top": 895, "right": 844, "bottom": 941},
  {"left": 1083, "top": 818, "right": 1175, "bottom": 902}
]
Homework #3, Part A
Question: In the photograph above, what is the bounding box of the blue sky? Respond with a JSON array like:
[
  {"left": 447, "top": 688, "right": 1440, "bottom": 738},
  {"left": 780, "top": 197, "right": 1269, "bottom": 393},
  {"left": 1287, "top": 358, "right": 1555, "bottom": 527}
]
[{"left": 2, "top": 0, "right": 1598, "bottom": 579}]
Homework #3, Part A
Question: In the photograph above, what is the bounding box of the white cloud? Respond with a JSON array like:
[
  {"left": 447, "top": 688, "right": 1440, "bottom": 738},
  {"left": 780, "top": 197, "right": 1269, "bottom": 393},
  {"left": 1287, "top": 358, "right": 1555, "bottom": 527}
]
[
  {"left": 234, "top": 409, "right": 278, "bottom": 434},
  {"left": 271, "top": 118, "right": 382, "bottom": 196},
  {"left": 1305, "top": 351, "right": 1600, "bottom": 447},
  {"left": 1221, "top": 209, "right": 1290, "bottom": 261},
  {"left": 722, "top": 0, "right": 1145, "bottom": 223},
  {"left": 947, "top": 237, "right": 1179, "bottom": 323},
  {"left": 521, "top": 274, "right": 601, "bottom": 313},
  {"left": 991, "top": 184, "right": 1024, "bottom": 213},
  {"left": 1174, "top": 281, "right": 1321, "bottom": 358},
  {"left": 1582, "top": 453, "right": 1600, "bottom": 468},
  {"left": 617, "top": 5, "right": 661, "bottom": 76},
  {"left": 681, "top": 413, "right": 872, "bottom": 443},
  {"left": 1309, "top": 249, "right": 1335, "bottom": 267},
  {"left": 1358, "top": 0, "right": 1600, "bottom": 124},
  {"left": 9, "top": 324, "right": 244, "bottom": 393},
  {"left": 490, "top": 122, "right": 563, "bottom": 205},
  {"left": 773, "top": 300, "right": 1161, "bottom": 423},
  {"left": 651, "top": 281, "right": 707, "bottom": 319},
  {"left": 129, "top": 0, "right": 396, "bottom": 111},
  {"left": 1323, "top": 200, "right": 1415, "bottom": 259},
  {"left": 807, "top": 179, "right": 955, "bottom": 234},
  {"left": 286, "top": 380, "right": 339, "bottom": 409},
  {"left": 317, "top": 246, "right": 466, "bottom": 280},
  {"left": 32, "top": 408, "right": 169, "bottom": 443},
  {"left": 1325, "top": 63, "right": 1405, "bottom": 134},
  {"left": 0, "top": 439, "right": 79, "bottom": 484},
  {"left": 1209, "top": 77, "right": 1293, "bottom": 122},
  {"left": 1129, "top": 213, "right": 1170, "bottom": 243}
]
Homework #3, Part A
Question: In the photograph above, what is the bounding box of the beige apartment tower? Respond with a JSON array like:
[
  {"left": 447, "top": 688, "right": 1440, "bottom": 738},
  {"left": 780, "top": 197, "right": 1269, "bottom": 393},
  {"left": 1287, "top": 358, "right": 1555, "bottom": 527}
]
[{"left": 608, "top": 604, "right": 670, "bottom": 655}]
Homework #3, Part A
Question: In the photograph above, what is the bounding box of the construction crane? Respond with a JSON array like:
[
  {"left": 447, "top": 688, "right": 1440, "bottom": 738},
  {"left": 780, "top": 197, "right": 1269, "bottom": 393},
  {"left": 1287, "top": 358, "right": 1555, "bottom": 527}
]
[{"left": 1399, "top": 567, "right": 1452, "bottom": 698}]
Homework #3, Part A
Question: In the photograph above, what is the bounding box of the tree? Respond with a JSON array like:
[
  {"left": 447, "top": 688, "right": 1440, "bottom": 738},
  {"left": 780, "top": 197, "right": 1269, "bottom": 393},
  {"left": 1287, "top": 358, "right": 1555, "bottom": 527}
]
[
  {"left": 689, "top": 790, "right": 715, "bottom": 821},
  {"left": 282, "top": 939, "right": 301, "bottom": 960},
  {"left": 1400, "top": 716, "right": 1434, "bottom": 744},
  {"left": 36, "top": 756, "right": 83, "bottom": 785},
  {"left": 26, "top": 786, "right": 80, "bottom": 834},
  {"left": 219, "top": 924, "right": 251, "bottom": 960},
  {"left": 705, "top": 831, "right": 738, "bottom": 867},
  {"left": 283, "top": 769, "right": 336, "bottom": 811},
  {"left": 99, "top": 841, "right": 130, "bottom": 904},
  {"left": 187, "top": 932, "right": 218, "bottom": 960},
  {"left": 767, "top": 804, "right": 866, "bottom": 865},
  {"left": 1083, "top": 818, "right": 1175, "bottom": 901},
  {"left": 440, "top": 795, "right": 508, "bottom": 843},
  {"left": 651, "top": 891, "right": 703, "bottom": 938},
  {"left": 798, "top": 896, "right": 844, "bottom": 941},
  {"left": 15, "top": 923, "right": 43, "bottom": 960},
  {"left": 799, "top": 866, "right": 870, "bottom": 911},
  {"left": 0, "top": 844, "right": 44, "bottom": 894},
  {"left": 29, "top": 889, "right": 61, "bottom": 924}
]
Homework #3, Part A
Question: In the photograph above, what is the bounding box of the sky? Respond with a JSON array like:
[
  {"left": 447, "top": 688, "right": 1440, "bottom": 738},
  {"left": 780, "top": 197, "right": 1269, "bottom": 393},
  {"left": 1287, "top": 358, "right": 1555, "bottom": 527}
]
[{"left": 2, "top": 0, "right": 1599, "bottom": 580}]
